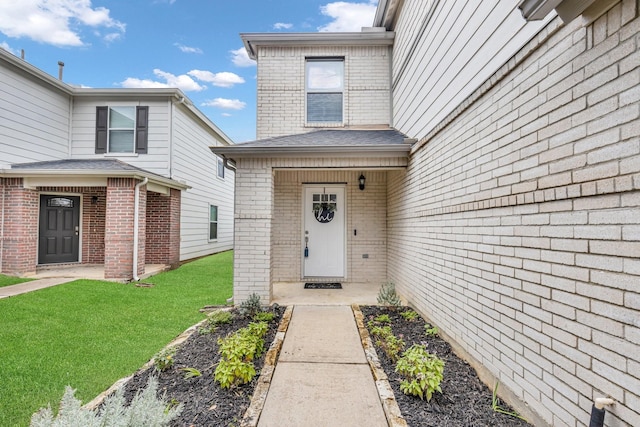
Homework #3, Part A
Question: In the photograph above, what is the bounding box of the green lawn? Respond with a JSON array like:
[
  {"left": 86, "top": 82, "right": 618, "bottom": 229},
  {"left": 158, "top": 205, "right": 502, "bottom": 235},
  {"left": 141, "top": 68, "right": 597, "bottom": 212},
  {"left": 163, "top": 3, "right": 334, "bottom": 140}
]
[
  {"left": 0, "top": 274, "right": 33, "bottom": 288},
  {"left": 0, "top": 251, "right": 233, "bottom": 427}
]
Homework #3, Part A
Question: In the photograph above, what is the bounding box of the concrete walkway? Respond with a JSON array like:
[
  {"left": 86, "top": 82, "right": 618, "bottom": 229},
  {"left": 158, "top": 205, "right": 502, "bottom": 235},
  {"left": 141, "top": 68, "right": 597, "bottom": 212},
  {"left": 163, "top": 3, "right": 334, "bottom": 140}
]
[
  {"left": 257, "top": 305, "right": 388, "bottom": 427},
  {"left": 0, "top": 277, "right": 75, "bottom": 299}
]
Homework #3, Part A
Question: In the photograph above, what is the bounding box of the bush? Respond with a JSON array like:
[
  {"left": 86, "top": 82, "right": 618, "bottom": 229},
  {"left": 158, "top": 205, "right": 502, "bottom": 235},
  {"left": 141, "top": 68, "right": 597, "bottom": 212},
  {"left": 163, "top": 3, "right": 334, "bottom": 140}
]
[
  {"left": 369, "top": 325, "right": 405, "bottom": 362},
  {"left": 214, "top": 321, "right": 269, "bottom": 389},
  {"left": 395, "top": 344, "right": 444, "bottom": 401},
  {"left": 377, "top": 282, "right": 402, "bottom": 308},
  {"left": 200, "top": 310, "right": 234, "bottom": 334},
  {"left": 153, "top": 347, "right": 176, "bottom": 372},
  {"left": 30, "top": 376, "right": 182, "bottom": 427},
  {"left": 238, "top": 293, "right": 263, "bottom": 319}
]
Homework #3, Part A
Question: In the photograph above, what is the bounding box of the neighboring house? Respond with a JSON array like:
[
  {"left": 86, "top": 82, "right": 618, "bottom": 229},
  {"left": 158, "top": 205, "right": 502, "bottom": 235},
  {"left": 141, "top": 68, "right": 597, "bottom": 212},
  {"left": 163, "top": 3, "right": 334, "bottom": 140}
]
[
  {"left": 213, "top": 0, "right": 639, "bottom": 426},
  {"left": 0, "top": 48, "right": 234, "bottom": 280}
]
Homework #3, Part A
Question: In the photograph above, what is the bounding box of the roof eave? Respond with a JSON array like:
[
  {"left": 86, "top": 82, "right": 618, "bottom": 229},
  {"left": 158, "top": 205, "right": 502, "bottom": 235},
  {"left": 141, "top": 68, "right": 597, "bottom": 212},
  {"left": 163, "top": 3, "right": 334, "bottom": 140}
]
[
  {"left": 240, "top": 31, "right": 395, "bottom": 60},
  {"left": 0, "top": 169, "right": 190, "bottom": 190},
  {"left": 210, "top": 144, "right": 412, "bottom": 159}
]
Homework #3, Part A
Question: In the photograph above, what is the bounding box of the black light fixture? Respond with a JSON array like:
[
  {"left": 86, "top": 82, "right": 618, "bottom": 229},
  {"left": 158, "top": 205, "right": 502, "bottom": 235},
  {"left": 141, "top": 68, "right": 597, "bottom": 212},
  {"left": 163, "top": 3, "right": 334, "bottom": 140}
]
[
  {"left": 91, "top": 195, "right": 98, "bottom": 204},
  {"left": 358, "top": 174, "right": 366, "bottom": 191}
]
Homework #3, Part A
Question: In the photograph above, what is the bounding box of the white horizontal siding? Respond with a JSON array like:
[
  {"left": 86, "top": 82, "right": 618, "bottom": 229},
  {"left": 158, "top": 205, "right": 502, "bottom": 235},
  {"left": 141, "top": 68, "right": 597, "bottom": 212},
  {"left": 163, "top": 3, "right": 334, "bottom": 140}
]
[
  {"left": 0, "top": 60, "right": 70, "bottom": 165},
  {"left": 70, "top": 97, "right": 171, "bottom": 175},
  {"left": 171, "top": 106, "right": 235, "bottom": 260},
  {"left": 392, "top": 0, "right": 552, "bottom": 139}
]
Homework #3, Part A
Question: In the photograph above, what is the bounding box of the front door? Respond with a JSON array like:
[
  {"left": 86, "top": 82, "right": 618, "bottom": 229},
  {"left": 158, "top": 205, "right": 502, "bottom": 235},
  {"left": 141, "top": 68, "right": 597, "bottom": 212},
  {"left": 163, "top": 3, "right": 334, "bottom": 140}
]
[
  {"left": 303, "top": 186, "right": 345, "bottom": 277},
  {"left": 39, "top": 195, "right": 80, "bottom": 264}
]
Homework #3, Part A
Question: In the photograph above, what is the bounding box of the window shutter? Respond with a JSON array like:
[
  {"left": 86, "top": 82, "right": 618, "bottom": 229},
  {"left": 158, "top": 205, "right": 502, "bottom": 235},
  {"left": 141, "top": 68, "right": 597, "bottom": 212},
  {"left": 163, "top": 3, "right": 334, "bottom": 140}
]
[
  {"left": 135, "top": 106, "right": 149, "bottom": 154},
  {"left": 95, "top": 106, "right": 108, "bottom": 154}
]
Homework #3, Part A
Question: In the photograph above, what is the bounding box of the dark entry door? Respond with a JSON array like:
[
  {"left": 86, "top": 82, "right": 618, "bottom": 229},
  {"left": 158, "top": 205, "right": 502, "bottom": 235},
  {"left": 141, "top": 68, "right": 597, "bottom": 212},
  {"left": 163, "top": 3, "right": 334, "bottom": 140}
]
[{"left": 39, "top": 195, "right": 80, "bottom": 264}]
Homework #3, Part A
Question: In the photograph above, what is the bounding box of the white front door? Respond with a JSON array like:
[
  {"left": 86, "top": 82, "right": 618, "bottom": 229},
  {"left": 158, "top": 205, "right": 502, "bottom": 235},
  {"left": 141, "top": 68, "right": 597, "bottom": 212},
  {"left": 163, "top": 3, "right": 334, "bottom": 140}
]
[{"left": 303, "top": 185, "right": 345, "bottom": 278}]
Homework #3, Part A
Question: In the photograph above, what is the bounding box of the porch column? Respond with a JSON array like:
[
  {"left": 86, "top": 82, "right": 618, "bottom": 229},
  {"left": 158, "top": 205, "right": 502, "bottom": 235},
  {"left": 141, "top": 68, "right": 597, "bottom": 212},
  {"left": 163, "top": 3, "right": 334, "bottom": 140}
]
[
  {"left": 104, "top": 178, "right": 146, "bottom": 280},
  {"left": 234, "top": 159, "right": 273, "bottom": 305},
  {"left": 0, "top": 178, "right": 38, "bottom": 276},
  {"left": 146, "top": 189, "right": 181, "bottom": 268}
]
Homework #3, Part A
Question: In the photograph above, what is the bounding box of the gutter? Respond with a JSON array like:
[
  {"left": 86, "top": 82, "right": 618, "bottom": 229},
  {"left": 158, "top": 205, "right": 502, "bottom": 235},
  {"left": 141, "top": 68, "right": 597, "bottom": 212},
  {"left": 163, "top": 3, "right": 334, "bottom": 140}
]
[
  {"left": 209, "top": 144, "right": 413, "bottom": 159},
  {"left": 132, "top": 177, "right": 148, "bottom": 281}
]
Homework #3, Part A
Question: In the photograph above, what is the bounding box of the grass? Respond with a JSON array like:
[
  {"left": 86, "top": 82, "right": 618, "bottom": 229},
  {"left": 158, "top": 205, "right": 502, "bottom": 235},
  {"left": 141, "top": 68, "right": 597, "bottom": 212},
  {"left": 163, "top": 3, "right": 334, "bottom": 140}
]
[
  {"left": 0, "top": 251, "right": 233, "bottom": 427},
  {"left": 0, "top": 274, "right": 33, "bottom": 288}
]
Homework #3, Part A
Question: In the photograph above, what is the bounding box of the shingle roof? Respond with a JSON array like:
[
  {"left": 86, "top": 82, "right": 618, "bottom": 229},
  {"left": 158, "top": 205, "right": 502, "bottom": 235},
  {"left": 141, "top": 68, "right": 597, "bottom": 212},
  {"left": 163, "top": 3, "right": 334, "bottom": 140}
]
[
  {"left": 235, "top": 128, "right": 410, "bottom": 147},
  {"left": 11, "top": 158, "right": 147, "bottom": 172}
]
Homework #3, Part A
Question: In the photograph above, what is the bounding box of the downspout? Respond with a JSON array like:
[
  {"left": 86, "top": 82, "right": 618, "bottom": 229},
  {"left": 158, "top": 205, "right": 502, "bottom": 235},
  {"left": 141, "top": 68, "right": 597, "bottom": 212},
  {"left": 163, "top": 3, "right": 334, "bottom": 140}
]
[
  {"left": 132, "top": 177, "right": 148, "bottom": 281},
  {"left": 589, "top": 398, "right": 614, "bottom": 427},
  {"left": 0, "top": 182, "right": 4, "bottom": 273}
]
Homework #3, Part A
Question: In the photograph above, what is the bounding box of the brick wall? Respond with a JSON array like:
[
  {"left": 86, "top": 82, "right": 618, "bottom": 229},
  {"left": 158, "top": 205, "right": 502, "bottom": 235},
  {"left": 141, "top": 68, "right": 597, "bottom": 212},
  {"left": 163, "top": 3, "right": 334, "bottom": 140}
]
[
  {"left": 0, "top": 178, "right": 38, "bottom": 275},
  {"left": 146, "top": 189, "right": 181, "bottom": 267},
  {"left": 104, "top": 178, "right": 146, "bottom": 280},
  {"left": 387, "top": 3, "right": 640, "bottom": 426},
  {"left": 256, "top": 45, "right": 391, "bottom": 139}
]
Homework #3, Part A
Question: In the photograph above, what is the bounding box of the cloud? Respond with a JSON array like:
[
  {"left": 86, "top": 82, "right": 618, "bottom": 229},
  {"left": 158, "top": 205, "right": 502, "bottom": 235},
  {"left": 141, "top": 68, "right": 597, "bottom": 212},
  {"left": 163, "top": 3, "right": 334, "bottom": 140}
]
[
  {"left": 318, "top": 1, "right": 377, "bottom": 32},
  {"left": 175, "top": 43, "right": 203, "bottom": 54},
  {"left": 0, "top": 41, "right": 19, "bottom": 55},
  {"left": 0, "top": 0, "right": 125, "bottom": 47},
  {"left": 188, "top": 70, "right": 244, "bottom": 88},
  {"left": 202, "top": 98, "right": 246, "bottom": 110},
  {"left": 120, "top": 69, "right": 205, "bottom": 91},
  {"left": 230, "top": 47, "right": 255, "bottom": 67},
  {"left": 273, "top": 22, "right": 293, "bottom": 30}
]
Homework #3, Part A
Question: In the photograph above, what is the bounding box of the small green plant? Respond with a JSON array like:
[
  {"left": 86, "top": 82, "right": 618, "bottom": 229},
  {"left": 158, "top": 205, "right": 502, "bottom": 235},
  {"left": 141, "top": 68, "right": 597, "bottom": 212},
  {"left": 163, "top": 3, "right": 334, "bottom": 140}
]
[
  {"left": 425, "top": 325, "right": 439, "bottom": 337},
  {"left": 395, "top": 344, "right": 444, "bottom": 401},
  {"left": 30, "top": 376, "right": 182, "bottom": 427},
  {"left": 374, "top": 314, "right": 392, "bottom": 324},
  {"left": 214, "top": 321, "right": 269, "bottom": 389},
  {"left": 492, "top": 381, "right": 526, "bottom": 421},
  {"left": 180, "top": 367, "right": 202, "bottom": 379},
  {"left": 370, "top": 325, "right": 405, "bottom": 362},
  {"left": 200, "top": 310, "right": 234, "bottom": 334},
  {"left": 377, "top": 282, "right": 402, "bottom": 308},
  {"left": 400, "top": 310, "right": 418, "bottom": 321},
  {"left": 153, "top": 347, "right": 176, "bottom": 372},
  {"left": 238, "top": 293, "right": 263, "bottom": 318},
  {"left": 253, "top": 311, "right": 275, "bottom": 322}
]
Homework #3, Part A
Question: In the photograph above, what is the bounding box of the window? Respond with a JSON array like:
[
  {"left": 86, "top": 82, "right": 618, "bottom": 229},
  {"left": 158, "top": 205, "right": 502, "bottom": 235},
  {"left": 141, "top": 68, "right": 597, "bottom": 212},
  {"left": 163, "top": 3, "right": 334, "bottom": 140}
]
[
  {"left": 209, "top": 205, "right": 218, "bottom": 240},
  {"left": 217, "top": 157, "right": 225, "bottom": 179},
  {"left": 306, "top": 58, "right": 344, "bottom": 123},
  {"left": 95, "top": 106, "right": 148, "bottom": 154}
]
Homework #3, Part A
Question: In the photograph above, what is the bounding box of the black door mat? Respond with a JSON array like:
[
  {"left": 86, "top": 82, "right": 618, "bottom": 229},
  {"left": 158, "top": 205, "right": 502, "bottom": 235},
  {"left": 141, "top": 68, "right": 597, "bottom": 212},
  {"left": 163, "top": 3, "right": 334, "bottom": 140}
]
[{"left": 304, "top": 282, "right": 342, "bottom": 289}]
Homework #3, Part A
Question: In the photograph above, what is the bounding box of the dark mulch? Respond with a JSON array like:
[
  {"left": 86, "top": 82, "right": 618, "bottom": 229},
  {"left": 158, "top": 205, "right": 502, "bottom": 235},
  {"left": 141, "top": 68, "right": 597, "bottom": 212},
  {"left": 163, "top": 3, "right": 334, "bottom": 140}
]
[
  {"left": 118, "top": 305, "right": 285, "bottom": 427},
  {"left": 361, "top": 306, "right": 531, "bottom": 427}
]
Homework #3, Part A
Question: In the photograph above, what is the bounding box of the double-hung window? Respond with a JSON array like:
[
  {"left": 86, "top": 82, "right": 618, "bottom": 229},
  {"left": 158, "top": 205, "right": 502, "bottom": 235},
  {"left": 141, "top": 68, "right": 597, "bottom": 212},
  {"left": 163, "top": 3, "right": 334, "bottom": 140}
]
[
  {"left": 95, "top": 106, "right": 148, "bottom": 154},
  {"left": 306, "top": 58, "right": 344, "bottom": 123},
  {"left": 209, "top": 205, "right": 218, "bottom": 240},
  {"left": 217, "top": 157, "right": 225, "bottom": 179}
]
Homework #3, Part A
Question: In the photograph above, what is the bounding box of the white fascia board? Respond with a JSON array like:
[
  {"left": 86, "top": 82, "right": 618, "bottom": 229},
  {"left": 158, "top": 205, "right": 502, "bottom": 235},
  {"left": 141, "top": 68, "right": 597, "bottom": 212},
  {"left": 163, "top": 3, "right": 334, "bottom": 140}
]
[
  {"left": 518, "top": 0, "right": 563, "bottom": 20},
  {"left": 241, "top": 31, "right": 395, "bottom": 60},
  {"left": 1, "top": 169, "right": 190, "bottom": 190},
  {"left": 373, "top": 0, "right": 402, "bottom": 29},
  {"left": 0, "top": 48, "right": 73, "bottom": 95}
]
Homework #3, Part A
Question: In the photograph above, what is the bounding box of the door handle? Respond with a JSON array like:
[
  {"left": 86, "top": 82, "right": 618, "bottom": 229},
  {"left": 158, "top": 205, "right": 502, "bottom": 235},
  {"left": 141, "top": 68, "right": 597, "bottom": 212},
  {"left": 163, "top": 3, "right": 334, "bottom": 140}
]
[{"left": 75, "top": 226, "right": 79, "bottom": 236}]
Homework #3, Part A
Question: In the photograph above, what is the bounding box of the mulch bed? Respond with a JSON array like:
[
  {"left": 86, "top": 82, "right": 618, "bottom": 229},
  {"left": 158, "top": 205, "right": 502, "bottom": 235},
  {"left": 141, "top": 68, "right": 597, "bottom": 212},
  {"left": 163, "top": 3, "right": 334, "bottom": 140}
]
[
  {"left": 361, "top": 306, "right": 531, "bottom": 427},
  {"left": 117, "top": 305, "right": 285, "bottom": 427},
  {"left": 113, "top": 304, "right": 530, "bottom": 426}
]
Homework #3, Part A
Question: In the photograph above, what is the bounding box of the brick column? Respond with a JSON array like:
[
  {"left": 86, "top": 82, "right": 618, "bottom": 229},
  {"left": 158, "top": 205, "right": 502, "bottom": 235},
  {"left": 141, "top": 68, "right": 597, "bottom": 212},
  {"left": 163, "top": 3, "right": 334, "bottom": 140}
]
[
  {"left": 105, "top": 178, "right": 146, "bottom": 280},
  {"left": 233, "top": 159, "right": 273, "bottom": 304},
  {"left": 0, "top": 178, "right": 38, "bottom": 276}
]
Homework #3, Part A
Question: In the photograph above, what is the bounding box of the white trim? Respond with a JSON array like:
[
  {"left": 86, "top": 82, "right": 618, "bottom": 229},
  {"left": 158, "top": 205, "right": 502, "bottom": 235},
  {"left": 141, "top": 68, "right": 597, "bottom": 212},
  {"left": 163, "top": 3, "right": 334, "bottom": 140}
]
[{"left": 208, "top": 203, "right": 219, "bottom": 242}]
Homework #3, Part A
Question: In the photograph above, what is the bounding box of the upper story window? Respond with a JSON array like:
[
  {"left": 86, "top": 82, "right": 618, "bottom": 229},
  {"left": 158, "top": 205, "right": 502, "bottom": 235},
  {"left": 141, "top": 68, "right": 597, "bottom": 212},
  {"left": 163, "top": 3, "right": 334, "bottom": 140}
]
[
  {"left": 306, "top": 58, "right": 344, "bottom": 123},
  {"left": 95, "top": 106, "right": 148, "bottom": 154}
]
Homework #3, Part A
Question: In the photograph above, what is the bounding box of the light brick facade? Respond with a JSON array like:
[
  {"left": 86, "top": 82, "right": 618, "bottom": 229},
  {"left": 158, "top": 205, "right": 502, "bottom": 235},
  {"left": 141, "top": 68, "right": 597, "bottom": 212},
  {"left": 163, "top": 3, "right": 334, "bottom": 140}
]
[{"left": 387, "top": 3, "right": 640, "bottom": 426}]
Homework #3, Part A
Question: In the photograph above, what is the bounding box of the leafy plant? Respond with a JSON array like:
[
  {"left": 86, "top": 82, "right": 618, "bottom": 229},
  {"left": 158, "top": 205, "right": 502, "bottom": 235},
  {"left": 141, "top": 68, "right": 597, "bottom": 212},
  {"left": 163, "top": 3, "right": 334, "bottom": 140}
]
[
  {"left": 180, "top": 367, "right": 202, "bottom": 379},
  {"left": 30, "top": 376, "right": 182, "bottom": 427},
  {"left": 492, "top": 381, "right": 526, "bottom": 421},
  {"left": 377, "top": 282, "right": 402, "bottom": 308},
  {"left": 395, "top": 344, "right": 444, "bottom": 401},
  {"left": 214, "top": 321, "right": 268, "bottom": 389},
  {"left": 400, "top": 310, "right": 418, "bottom": 321},
  {"left": 425, "top": 325, "right": 439, "bottom": 337},
  {"left": 238, "top": 293, "right": 263, "bottom": 319},
  {"left": 200, "top": 310, "right": 234, "bottom": 334},
  {"left": 374, "top": 314, "right": 392, "bottom": 324},
  {"left": 253, "top": 311, "right": 275, "bottom": 322},
  {"left": 153, "top": 347, "right": 176, "bottom": 372},
  {"left": 370, "top": 325, "right": 405, "bottom": 362}
]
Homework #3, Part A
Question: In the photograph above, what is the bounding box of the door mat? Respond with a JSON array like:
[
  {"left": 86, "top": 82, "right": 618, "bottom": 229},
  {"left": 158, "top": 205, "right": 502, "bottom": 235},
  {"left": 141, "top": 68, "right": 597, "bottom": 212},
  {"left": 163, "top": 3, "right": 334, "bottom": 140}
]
[{"left": 304, "top": 282, "right": 342, "bottom": 289}]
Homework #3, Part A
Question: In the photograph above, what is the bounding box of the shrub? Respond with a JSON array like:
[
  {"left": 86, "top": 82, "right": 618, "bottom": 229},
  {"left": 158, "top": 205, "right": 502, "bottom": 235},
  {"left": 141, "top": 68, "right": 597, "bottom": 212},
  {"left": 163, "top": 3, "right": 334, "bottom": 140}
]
[
  {"left": 377, "top": 282, "right": 402, "bottom": 308},
  {"left": 425, "top": 325, "right": 439, "bottom": 337},
  {"left": 238, "top": 293, "right": 263, "bottom": 319},
  {"left": 253, "top": 311, "right": 275, "bottom": 322},
  {"left": 214, "top": 321, "right": 268, "bottom": 389},
  {"left": 395, "top": 344, "right": 444, "bottom": 401},
  {"left": 30, "top": 376, "right": 182, "bottom": 427},
  {"left": 200, "top": 310, "right": 234, "bottom": 334},
  {"left": 369, "top": 325, "right": 405, "bottom": 362},
  {"left": 400, "top": 310, "right": 418, "bottom": 321},
  {"left": 374, "top": 314, "right": 392, "bottom": 324}
]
